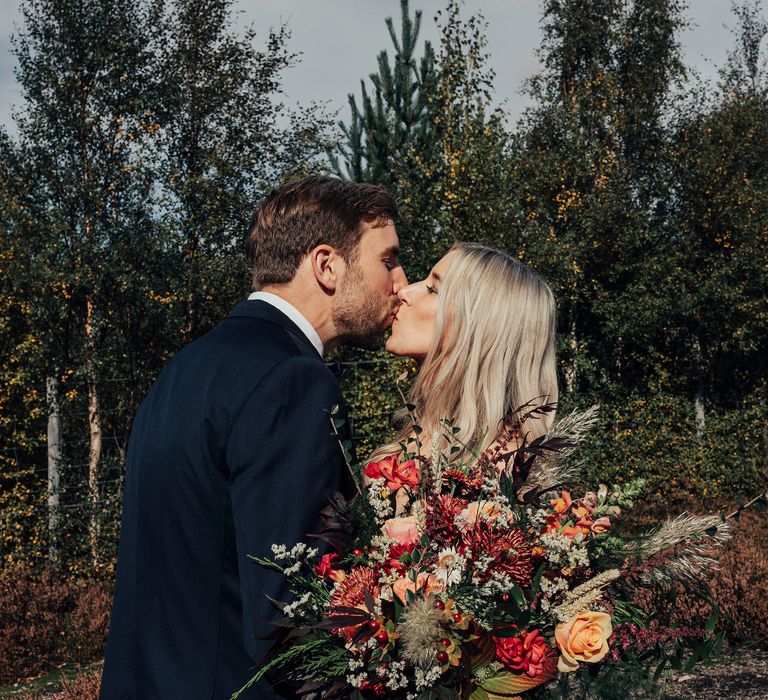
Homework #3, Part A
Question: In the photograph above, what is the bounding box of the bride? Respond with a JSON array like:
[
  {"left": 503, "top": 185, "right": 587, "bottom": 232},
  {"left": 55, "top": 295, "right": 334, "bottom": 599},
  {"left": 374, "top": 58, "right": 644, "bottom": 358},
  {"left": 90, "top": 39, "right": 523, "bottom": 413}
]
[{"left": 372, "top": 241, "right": 558, "bottom": 464}]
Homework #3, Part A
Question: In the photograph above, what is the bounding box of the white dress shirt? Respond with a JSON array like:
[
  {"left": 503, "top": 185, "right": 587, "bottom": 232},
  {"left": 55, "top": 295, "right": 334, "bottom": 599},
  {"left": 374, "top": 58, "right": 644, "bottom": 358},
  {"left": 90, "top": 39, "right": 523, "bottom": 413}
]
[{"left": 247, "top": 291, "right": 324, "bottom": 356}]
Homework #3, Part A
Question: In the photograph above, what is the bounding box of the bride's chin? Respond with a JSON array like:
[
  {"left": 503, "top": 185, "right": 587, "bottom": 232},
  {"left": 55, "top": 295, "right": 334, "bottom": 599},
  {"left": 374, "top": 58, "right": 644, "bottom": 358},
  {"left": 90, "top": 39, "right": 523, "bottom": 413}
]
[
  {"left": 385, "top": 337, "right": 402, "bottom": 356},
  {"left": 385, "top": 336, "right": 409, "bottom": 358}
]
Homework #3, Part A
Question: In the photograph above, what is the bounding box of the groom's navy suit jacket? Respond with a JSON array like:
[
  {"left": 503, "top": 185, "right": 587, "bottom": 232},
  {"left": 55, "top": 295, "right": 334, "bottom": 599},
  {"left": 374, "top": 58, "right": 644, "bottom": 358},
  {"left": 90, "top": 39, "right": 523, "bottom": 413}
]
[{"left": 100, "top": 301, "right": 350, "bottom": 699}]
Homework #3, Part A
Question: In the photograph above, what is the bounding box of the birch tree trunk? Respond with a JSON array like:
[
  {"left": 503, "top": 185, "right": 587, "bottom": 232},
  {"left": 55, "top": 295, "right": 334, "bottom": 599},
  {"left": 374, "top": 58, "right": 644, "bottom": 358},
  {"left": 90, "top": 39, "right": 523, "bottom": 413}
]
[
  {"left": 46, "top": 376, "right": 61, "bottom": 563},
  {"left": 693, "top": 335, "right": 706, "bottom": 439},
  {"left": 86, "top": 294, "right": 102, "bottom": 568},
  {"left": 564, "top": 311, "right": 578, "bottom": 393}
]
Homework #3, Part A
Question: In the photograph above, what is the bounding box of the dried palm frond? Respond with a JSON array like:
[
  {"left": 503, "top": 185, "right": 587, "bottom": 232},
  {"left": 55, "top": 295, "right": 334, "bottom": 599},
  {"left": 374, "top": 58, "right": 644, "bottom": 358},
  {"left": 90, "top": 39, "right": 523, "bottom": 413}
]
[
  {"left": 552, "top": 569, "right": 620, "bottom": 622},
  {"left": 525, "top": 405, "right": 600, "bottom": 491},
  {"left": 623, "top": 514, "right": 734, "bottom": 585}
]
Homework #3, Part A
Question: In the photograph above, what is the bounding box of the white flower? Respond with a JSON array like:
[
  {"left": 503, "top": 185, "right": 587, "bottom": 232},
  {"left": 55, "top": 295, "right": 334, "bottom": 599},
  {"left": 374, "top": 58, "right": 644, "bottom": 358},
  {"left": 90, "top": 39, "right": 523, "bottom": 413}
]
[
  {"left": 435, "top": 547, "right": 465, "bottom": 586},
  {"left": 366, "top": 477, "right": 394, "bottom": 520}
]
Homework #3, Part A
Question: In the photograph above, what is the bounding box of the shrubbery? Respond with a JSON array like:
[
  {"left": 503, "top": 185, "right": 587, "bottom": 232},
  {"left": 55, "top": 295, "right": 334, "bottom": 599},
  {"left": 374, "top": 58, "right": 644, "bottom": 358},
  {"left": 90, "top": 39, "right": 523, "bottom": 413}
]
[
  {"left": 571, "top": 392, "right": 766, "bottom": 503},
  {"left": 0, "top": 566, "right": 111, "bottom": 685},
  {"left": 16, "top": 669, "right": 101, "bottom": 700}
]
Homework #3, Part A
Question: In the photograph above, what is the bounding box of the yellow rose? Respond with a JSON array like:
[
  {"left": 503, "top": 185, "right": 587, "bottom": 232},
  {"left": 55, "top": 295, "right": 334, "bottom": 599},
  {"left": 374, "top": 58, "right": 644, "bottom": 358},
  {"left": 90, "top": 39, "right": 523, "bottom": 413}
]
[{"left": 555, "top": 611, "right": 612, "bottom": 673}]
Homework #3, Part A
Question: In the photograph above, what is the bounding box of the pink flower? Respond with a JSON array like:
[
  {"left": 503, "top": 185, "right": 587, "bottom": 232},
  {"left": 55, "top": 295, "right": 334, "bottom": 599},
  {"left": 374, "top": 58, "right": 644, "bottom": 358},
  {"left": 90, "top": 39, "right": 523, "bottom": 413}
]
[
  {"left": 591, "top": 516, "right": 612, "bottom": 534},
  {"left": 381, "top": 516, "right": 420, "bottom": 546},
  {"left": 456, "top": 500, "right": 503, "bottom": 529},
  {"left": 363, "top": 455, "right": 420, "bottom": 492}
]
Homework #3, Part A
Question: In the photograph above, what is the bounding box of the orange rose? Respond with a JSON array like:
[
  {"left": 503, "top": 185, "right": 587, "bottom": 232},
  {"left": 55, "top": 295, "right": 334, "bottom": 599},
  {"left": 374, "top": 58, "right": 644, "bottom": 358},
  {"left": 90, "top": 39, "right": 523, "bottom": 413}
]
[
  {"left": 392, "top": 572, "right": 444, "bottom": 604},
  {"left": 363, "top": 455, "right": 420, "bottom": 492},
  {"left": 555, "top": 611, "right": 612, "bottom": 672},
  {"left": 381, "top": 516, "right": 420, "bottom": 546}
]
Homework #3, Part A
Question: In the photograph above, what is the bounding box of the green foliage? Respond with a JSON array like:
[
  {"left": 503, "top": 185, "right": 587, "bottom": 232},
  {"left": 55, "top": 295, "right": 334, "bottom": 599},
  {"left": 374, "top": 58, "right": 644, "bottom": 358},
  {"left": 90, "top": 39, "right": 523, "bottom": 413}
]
[
  {"left": 155, "top": 0, "right": 335, "bottom": 339},
  {"left": 232, "top": 635, "right": 344, "bottom": 699},
  {"left": 572, "top": 392, "right": 767, "bottom": 502},
  {"left": 330, "top": 0, "right": 436, "bottom": 189},
  {"left": 0, "top": 0, "right": 334, "bottom": 572},
  {"left": 334, "top": 0, "right": 513, "bottom": 279},
  {"left": 1, "top": 1, "right": 767, "bottom": 671}
]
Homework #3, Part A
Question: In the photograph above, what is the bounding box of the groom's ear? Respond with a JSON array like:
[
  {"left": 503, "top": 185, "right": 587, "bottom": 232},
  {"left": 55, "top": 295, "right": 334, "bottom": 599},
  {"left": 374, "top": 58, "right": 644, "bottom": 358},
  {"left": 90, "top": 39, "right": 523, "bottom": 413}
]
[{"left": 309, "top": 244, "right": 342, "bottom": 292}]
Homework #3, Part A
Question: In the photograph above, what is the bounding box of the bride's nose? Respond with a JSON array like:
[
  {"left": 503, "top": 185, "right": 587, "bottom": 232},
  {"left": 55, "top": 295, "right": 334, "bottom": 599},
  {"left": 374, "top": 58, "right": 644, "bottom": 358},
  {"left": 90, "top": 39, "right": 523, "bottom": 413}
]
[
  {"left": 397, "top": 280, "right": 425, "bottom": 305},
  {"left": 397, "top": 283, "right": 416, "bottom": 304}
]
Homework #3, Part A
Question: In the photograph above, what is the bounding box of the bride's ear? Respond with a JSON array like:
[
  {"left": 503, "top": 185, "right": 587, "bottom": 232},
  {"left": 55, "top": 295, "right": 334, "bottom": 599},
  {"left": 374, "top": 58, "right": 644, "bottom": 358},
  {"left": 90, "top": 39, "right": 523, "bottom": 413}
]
[{"left": 309, "top": 244, "right": 342, "bottom": 293}]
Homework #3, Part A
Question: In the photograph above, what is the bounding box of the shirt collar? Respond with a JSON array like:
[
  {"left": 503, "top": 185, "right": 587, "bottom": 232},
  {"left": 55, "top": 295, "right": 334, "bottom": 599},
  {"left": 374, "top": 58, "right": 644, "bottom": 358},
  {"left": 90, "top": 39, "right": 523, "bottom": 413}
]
[{"left": 247, "top": 291, "right": 324, "bottom": 357}]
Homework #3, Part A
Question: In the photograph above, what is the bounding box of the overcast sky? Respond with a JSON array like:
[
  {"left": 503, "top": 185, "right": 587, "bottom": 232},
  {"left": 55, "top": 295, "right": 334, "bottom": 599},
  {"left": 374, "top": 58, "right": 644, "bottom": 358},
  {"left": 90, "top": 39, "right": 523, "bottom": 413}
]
[{"left": 0, "top": 0, "right": 749, "bottom": 136}]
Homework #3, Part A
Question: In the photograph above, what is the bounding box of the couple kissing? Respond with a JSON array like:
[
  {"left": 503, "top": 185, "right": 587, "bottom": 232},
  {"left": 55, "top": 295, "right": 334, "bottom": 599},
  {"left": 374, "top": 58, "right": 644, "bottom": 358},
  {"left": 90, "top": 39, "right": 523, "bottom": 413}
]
[{"left": 100, "top": 175, "right": 557, "bottom": 700}]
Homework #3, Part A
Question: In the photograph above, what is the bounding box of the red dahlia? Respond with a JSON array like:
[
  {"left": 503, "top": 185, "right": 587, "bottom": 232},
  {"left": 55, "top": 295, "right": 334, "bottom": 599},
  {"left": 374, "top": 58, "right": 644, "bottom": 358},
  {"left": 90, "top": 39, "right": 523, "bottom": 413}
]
[{"left": 464, "top": 521, "right": 534, "bottom": 586}]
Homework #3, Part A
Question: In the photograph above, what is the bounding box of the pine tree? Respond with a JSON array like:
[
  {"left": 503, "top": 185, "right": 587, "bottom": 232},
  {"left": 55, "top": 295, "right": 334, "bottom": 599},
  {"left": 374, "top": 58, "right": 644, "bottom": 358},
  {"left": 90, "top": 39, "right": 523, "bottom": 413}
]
[
  {"left": 330, "top": 0, "right": 436, "bottom": 187},
  {"left": 332, "top": 0, "right": 511, "bottom": 279}
]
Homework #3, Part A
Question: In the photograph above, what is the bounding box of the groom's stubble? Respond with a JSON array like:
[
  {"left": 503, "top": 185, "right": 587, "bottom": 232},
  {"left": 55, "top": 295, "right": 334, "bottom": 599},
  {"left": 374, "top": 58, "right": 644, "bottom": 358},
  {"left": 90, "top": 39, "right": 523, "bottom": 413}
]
[{"left": 332, "top": 260, "right": 395, "bottom": 351}]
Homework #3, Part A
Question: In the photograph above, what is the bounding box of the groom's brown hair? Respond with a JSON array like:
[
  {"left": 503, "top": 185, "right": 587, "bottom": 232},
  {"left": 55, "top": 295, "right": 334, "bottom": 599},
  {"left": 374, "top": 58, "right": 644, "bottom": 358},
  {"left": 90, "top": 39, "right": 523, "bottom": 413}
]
[{"left": 246, "top": 175, "right": 398, "bottom": 288}]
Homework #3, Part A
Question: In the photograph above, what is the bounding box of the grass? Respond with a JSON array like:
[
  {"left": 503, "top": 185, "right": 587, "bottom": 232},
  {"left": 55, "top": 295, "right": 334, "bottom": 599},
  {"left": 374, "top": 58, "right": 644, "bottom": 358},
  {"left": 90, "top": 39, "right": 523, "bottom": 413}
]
[{"left": 0, "top": 663, "right": 101, "bottom": 699}]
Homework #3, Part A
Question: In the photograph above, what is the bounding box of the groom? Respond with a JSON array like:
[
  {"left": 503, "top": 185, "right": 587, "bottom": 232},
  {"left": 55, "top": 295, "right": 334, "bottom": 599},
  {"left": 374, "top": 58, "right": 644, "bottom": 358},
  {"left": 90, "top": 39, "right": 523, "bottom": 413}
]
[{"left": 100, "top": 176, "right": 406, "bottom": 699}]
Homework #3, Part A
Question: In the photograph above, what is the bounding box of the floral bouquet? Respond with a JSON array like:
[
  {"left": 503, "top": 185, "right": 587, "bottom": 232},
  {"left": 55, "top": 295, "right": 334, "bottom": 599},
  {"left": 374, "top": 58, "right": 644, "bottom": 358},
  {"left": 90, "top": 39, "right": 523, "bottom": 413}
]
[{"left": 233, "top": 400, "right": 736, "bottom": 699}]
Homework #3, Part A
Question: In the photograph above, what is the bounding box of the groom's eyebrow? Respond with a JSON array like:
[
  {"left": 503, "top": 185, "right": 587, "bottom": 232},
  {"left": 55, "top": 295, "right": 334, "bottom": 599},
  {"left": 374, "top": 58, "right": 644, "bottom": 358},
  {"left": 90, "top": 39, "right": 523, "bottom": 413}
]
[{"left": 383, "top": 245, "right": 400, "bottom": 259}]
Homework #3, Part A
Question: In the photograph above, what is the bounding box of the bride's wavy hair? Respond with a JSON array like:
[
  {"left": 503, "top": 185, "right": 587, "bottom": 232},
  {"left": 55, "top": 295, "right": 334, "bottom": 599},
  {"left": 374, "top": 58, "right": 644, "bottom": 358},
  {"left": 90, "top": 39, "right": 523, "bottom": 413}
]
[{"left": 373, "top": 242, "right": 558, "bottom": 464}]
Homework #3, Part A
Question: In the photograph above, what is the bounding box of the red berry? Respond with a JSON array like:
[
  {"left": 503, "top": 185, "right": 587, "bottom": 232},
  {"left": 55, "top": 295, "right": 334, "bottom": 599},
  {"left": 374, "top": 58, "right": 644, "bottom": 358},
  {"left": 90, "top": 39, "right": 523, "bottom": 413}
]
[
  {"left": 452, "top": 613, "right": 462, "bottom": 623},
  {"left": 440, "top": 638, "right": 452, "bottom": 647},
  {"left": 502, "top": 593, "right": 509, "bottom": 601},
  {"left": 352, "top": 548, "right": 363, "bottom": 557},
  {"left": 433, "top": 600, "right": 445, "bottom": 610},
  {"left": 375, "top": 630, "right": 389, "bottom": 645},
  {"left": 368, "top": 619, "right": 381, "bottom": 631},
  {"left": 436, "top": 651, "right": 449, "bottom": 663}
]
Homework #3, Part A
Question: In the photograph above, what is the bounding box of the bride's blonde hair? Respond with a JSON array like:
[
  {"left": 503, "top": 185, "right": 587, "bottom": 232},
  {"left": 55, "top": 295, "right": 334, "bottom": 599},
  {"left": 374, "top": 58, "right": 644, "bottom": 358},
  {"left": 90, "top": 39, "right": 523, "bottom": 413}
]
[{"left": 373, "top": 242, "right": 558, "bottom": 464}]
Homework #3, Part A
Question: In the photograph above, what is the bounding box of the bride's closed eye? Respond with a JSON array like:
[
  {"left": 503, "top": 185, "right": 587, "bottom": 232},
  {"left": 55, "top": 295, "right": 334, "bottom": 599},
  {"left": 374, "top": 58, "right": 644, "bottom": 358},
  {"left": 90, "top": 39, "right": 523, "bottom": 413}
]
[{"left": 426, "top": 284, "right": 437, "bottom": 294}]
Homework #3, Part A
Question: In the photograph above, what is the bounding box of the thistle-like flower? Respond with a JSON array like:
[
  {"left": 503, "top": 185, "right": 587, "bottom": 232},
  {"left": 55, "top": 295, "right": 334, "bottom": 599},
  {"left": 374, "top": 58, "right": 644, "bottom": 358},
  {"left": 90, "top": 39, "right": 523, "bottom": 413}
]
[{"left": 398, "top": 596, "right": 445, "bottom": 668}]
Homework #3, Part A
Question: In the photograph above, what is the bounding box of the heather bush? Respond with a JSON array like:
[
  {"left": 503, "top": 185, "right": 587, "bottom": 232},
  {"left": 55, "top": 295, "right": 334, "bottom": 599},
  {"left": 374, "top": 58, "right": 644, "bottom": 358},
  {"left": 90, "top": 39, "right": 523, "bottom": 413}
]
[
  {"left": 0, "top": 565, "right": 111, "bottom": 685},
  {"left": 632, "top": 510, "right": 768, "bottom": 649},
  {"left": 54, "top": 669, "right": 102, "bottom": 700},
  {"left": 14, "top": 669, "right": 101, "bottom": 700}
]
